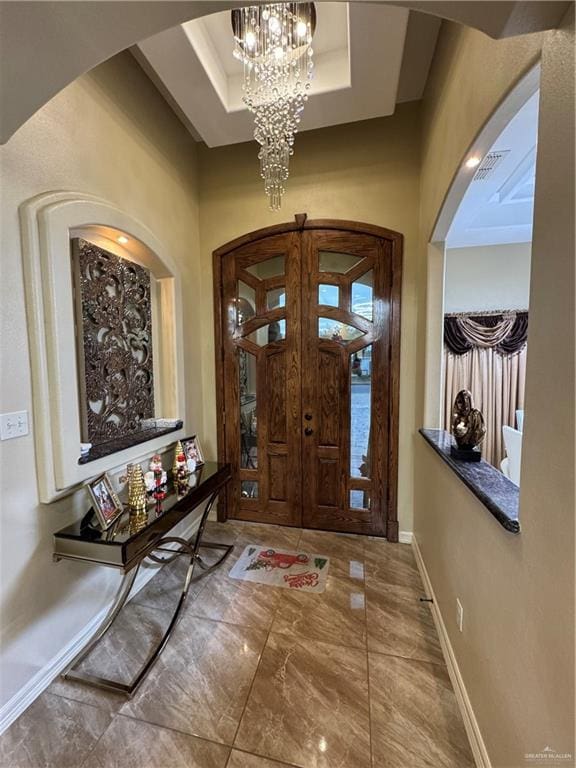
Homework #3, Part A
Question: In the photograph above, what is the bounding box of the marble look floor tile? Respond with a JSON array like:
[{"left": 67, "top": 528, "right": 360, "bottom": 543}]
[
  {"left": 366, "top": 585, "right": 444, "bottom": 665},
  {"left": 227, "top": 751, "right": 299, "bottom": 768},
  {"left": 204, "top": 519, "right": 241, "bottom": 545},
  {"left": 76, "top": 602, "right": 172, "bottom": 682},
  {"left": 131, "top": 558, "right": 206, "bottom": 614},
  {"left": 270, "top": 572, "right": 367, "bottom": 649},
  {"left": 297, "top": 530, "right": 365, "bottom": 579},
  {"left": 230, "top": 522, "right": 303, "bottom": 551},
  {"left": 0, "top": 692, "right": 111, "bottom": 768},
  {"left": 120, "top": 616, "right": 267, "bottom": 744},
  {"left": 369, "top": 653, "right": 474, "bottom": 767},
  {"left": 235, "top": 634, "right": 371, "bottom": 768},
  {"left": 133, "top": 529, "right": 237, "bottom": 605},
  {"left": 81, "top": 715, "right": 230, "bottom": 768},
  {"left": 364, "top": 539, "right": 424, "bottom": 592},
  {"left": 188, "top": 564, "right": 283, "bottom": 629},
  {"left": 47, "top": 676, "right": 127, "bottom": 714}
]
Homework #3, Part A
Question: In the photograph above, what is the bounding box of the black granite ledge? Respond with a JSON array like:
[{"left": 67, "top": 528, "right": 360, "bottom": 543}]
[
  {"left": 419, "top": 428, "right": 520, "bottom": 534},
  {"left": 78, "top": 421, "right": 183, "bottom": 464}
]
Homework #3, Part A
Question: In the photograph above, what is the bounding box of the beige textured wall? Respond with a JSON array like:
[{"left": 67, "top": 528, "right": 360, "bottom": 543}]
[
  {"left": 0, "top": 52, "right": 202, "bottom": 706},
  {"left": 197, "top": 103, "right": 421, "bottom": 534},
  {"left": 414, "top": 14, "right": 575, "bottom": 767}
]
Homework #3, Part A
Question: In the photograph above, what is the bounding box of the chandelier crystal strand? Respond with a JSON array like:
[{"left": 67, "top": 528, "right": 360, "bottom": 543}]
[{"left": 233, "top": 4, "right": 315, "bottom": 210}]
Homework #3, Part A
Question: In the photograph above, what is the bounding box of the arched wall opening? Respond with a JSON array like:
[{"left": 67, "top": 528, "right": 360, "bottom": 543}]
[{"left": 423, "top": 63, "right": 540, "bottom": 438}]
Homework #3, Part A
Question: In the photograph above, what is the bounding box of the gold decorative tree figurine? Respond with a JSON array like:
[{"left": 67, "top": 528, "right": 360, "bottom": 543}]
[{"left": 128, "top": 464, "right": 148, "bottom": 531}]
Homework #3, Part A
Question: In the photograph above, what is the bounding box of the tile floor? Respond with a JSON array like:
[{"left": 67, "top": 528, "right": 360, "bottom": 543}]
[{"left": 0, "top": 522, "right": 475, "bottom": 768}]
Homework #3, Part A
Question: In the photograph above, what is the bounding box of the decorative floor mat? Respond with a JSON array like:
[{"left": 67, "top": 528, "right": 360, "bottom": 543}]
[{"left": 228, "top": 545, "right": 330, "bottom": 593}]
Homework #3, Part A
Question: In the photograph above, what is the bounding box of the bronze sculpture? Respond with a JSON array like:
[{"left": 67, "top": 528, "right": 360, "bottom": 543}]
[{"left": 451, "top": 389, "right": 486, "bottom": 461}]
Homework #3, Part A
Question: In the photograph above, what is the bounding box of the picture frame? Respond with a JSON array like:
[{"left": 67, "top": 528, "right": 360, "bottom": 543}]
[
  {"left": 87, "top": 472, "right": 124, "bottom": 530},
  {"left": 181, "top": 435, "right": 205, "bottom": 471}
]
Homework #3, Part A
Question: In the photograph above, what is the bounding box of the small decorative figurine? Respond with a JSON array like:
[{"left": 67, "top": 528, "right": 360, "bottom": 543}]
[
  {"left": 145, "top": 454, "right": 167, "bottom": 492},
  {"left": 150, "top": 453, "right": 163, "bottom": 475},
  {"left": 172, "top": 440, "right": 187, "bottom": 479},
  {"left": 451, "top": 389, "right": 486, "bottom": 462},
  {"left": 128, "top": 465, "right": 146, "bottom": 508},
  {"left": 127, "top": 464, "right": 148, "bottom": 531}
]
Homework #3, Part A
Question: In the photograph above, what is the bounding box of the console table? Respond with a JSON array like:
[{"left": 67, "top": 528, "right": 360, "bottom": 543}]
[{"left": 53, "top": 461, "right": 232, "bottom": 696}]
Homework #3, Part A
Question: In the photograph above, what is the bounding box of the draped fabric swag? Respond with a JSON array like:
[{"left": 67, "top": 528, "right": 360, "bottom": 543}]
[{"left": 444, "top": 312, "right": 528, "bottom": 467}]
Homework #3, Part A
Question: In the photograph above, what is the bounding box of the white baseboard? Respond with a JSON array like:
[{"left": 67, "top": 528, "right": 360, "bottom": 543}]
[
  {"left": 412, "top": 535, "right": 491, "bottom": 768},
  {"left": 0, "top": 518, "right": 200, "bottom": 735},
  {"left": 399, "top": 531, "right": 413, "bottom": 544}
]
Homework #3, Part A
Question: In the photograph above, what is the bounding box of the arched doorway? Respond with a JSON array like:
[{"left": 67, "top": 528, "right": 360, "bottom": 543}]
[
  {"left": 214, "top": 217, "right": 402, "bottom": 539},
  {"left": 423, "top": 64, "right": 540, "bottom": 431}
]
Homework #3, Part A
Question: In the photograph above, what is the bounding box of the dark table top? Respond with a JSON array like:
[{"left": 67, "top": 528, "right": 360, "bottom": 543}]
[{"left": 54, "top": 462, "right": 231, "bottom": 569}]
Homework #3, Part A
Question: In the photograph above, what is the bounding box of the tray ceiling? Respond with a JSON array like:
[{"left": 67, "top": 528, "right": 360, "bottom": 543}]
[{"left": 137, "top": 4, "right": 440, "bottom": 147}]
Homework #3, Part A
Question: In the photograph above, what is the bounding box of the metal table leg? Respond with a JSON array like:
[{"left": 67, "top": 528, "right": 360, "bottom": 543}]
[{"left": 62, "top": 490, "right": 233, "bottom": 697}]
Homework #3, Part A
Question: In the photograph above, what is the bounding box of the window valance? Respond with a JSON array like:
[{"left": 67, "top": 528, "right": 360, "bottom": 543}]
[{"left": 444, "top": 311, "right": 528, "bottom": 356}]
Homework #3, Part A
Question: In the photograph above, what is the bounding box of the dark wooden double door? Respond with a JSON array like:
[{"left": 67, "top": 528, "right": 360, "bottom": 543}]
[{"left": 214, "top": 219, "right": 402, "bottom": 539}]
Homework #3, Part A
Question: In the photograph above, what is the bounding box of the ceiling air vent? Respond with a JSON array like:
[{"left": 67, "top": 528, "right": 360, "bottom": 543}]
[{"left": 473, "top": 150, "right": 510, "bottom": 181}]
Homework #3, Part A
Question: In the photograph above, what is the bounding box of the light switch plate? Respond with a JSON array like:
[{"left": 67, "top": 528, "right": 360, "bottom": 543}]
[{"left": 0, "top": 410, "right": 29, "bottom": 440}]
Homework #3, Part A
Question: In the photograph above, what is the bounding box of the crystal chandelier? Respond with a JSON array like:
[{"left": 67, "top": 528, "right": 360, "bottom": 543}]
[{"left": 232, "top": 3, "right": 316, "bottom": 210}]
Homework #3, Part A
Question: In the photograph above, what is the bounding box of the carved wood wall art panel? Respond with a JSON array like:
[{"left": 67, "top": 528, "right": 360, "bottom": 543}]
[{"left": 72, "top": 238, "right": 155, "bottom": 446}]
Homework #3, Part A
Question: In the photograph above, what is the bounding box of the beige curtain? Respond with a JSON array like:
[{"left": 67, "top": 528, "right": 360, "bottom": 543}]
[{"left": 444, "top": 346, "right": 527, "bottom": 467}]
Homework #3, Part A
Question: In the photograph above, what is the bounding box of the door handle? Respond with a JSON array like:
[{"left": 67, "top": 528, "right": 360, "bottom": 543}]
[
  {"left": 304, "top": 427, "right": 313, "bottom": 436},
  {"left": 304, "top": 413, "right": 313, "bottom": 421}
]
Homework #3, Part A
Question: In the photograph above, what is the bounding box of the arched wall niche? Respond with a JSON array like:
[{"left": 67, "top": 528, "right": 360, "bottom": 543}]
[
  {"left": 423, "top": 63, "right": 540, "bottom": 427},
  {"left": 19, "top": 191, "right": 186, "bottom": 503}
]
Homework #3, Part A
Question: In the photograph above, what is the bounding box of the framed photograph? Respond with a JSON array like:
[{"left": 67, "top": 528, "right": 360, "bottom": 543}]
[
  {"left": 181, "top": 435, "right": 205, "bottom": 471},
  {"left": 87, "top": 473, "right": 123, "bottom": 530}
]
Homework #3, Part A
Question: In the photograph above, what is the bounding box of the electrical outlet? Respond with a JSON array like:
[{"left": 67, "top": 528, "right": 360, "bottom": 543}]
[
  {"left": 456, "top": 598, "right": 464, "bottom": 632},
  {"left": 0, "top": 410, "right": 29, "bottom": 440}
]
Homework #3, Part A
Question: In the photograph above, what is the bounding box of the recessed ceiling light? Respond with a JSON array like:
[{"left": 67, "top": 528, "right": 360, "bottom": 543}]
[
  {"left": 117, "top": 235, "right": 129, "bottom": 245},
  {"left": 465, "top": 156, "right": 481, "bottom": 169}
]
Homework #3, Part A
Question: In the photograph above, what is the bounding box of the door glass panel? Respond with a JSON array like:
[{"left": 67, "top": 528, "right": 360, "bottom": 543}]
[
  {"left": 350, "top": 490, "right": 370, "bottom": 509},
  {"left": 236, "top": 281, "right": 256, "bottom": 325},
  {"left": 318, "top": 318, "right": 364, "bottom": 343},
  {"left": 319, "top": 251, "right": 363, "bottom": 274},
  {"left": 239, "top": 348, "right": 257, "bottom": 468},
  {"left": 245, "top": 320, "right": 286, "bottom": 346},
  {"left": 246, "top": 255, "right": 285, "bottom": 279},
  {"left": 266, "top": 288, "right": 286, "bottom": 310},
  {"left": 351, "top": 270, "right": 373, "bottom": 321},
  {"left": 241, "top": 480, "right": 258, "bottom": 498},
  {"left": 318, "top": 284, "right": 339, "bottom": 307},
  {"left": 350, "top": 345, "right": 371, "bottom": 477}
]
